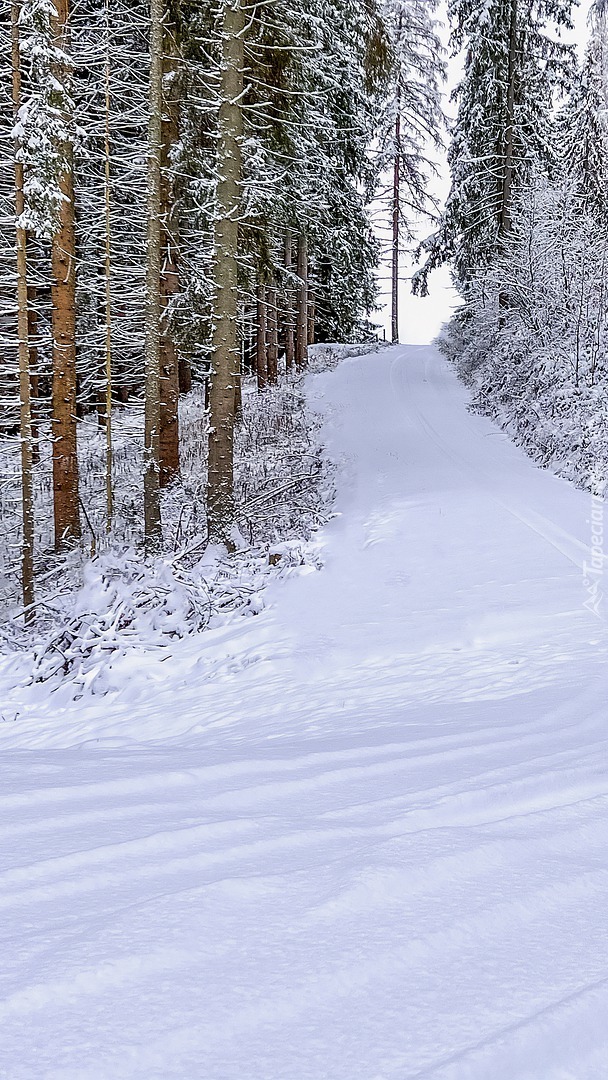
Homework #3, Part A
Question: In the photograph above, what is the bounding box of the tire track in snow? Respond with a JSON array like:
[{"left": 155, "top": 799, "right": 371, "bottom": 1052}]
[
  {"left": 408, "top": 973, "right": 608, "bottom": 1079},
  {"left": 2, "top": 745, "right": 608, "bottom": 914},
  {"left": 393, "top": 349, "right": 595, "bottom": 573},
  {"left": 3, "top": 346, "right": 608, "bottom": 1079}
]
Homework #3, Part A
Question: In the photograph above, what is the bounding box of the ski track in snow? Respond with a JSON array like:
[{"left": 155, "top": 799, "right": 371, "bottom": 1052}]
[{"left": 2, "top": 345, "right": 608, "bottom": 1079}]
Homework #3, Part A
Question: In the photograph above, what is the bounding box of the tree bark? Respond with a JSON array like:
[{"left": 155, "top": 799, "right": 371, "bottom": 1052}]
[
  {"left": 27, "top": 282, "right": 39, "bottom": 465},
  {"left": 103, "top": 0, "right": 113, "bottom": 529},
  {"left": 499, "top": 0, "right": 517, "bottom": 237},
  {"left": 267, "top": 284, "right": 278, "bottom": 385},
  {"left": 159, "top": 13, "right": 180, "bottom": 487},
  {"left": 51, "top": 0, "right": 80, "bottom": 550},
  {"left": 144, "top": 0, "right": 164, "bottom": 549},
  {"left": 12, "top": 0, "right": 35, "bottom": 619},
  {"left": 391, "top": 93, "right": 401, "bottom": 344},
  {"left": 307, "top": 289, "right": 315, "bottom": 346},
  {"left": 284, "top": 230, "right": 294, "bottom": 372},
  {"left": 295, "top": 231, "right": 308, "bottom": 369},
  {"left": 256, "top": 281, "right": 268, "bottom": 390},
  {"left": 206, "top": 0, "right": 245, "bottom": 545}
]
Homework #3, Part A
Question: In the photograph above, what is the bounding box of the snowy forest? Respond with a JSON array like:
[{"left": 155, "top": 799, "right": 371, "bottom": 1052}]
[
  {"left": 430, "top": 0, "right": 608, "bottom": 500},
  {"left": 5, "top": 2, "right": 608, "bottom": 1075},
  {"left": 1, "top": 0, "right": 445, "bottom": 638},
  {"left": 3, "top": 0, "right": 606, "bottom": 647}
]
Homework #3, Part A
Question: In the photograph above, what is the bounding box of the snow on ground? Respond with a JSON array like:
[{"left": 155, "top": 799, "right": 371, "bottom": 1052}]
[{"left": 2, "top": 344, "right": 608, "bottom": 1078}]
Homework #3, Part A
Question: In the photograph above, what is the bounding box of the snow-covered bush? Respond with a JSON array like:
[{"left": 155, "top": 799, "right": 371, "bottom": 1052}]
[
  {"left": 25, "top": 540, "right": 321, "bottom": 693},
  {"left": 1, "top": 356, "right": 340, "bottom": 694},
  {"left": 441, "top": 178, "right": 608, "bottom": 493},
  {"left": 235, "top": 376, "right": 334, "bottom": 546}
]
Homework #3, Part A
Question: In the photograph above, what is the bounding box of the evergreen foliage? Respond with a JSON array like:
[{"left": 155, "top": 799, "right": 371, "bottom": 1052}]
[
  {"left": 2, "top": 0, "right": 449, "bottom": 619},
  {"left": 558, "top": 4, "right": 608, "bottom": 216},
  {"left": 414, "top": 0, "right": 575, "bottom": 296},
  {"left": 377, "top": 0, "right": 445, "bottom": 236}
]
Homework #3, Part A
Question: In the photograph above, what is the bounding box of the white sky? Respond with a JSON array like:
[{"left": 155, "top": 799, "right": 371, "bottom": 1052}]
[{"left": 373, "top": 0, "right": 592, "bottom": 345}]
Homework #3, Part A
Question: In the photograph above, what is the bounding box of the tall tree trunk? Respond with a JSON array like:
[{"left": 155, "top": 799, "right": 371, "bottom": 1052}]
[
  {"left": 307, "top": 289, "right": 315, "bottom": 346},
  {"left": 256, "top": 281, "right": 268, "bottom": 390},
  {"left": 284, "top": 230, "right": 294, "bottom": 372},
  {"left": 499, "top": 0, "right": 517, "bottom": 237},
  {"left": 206, "top": 0, "right": 245, "bottom": 545},
  {"left": 144, "top": 0, "right": 164, "bottom": 549},
  {"left": 267, "top": 284, "right": 278, "bottom": 385},
  {"left": 103, "top": 0, "right": 113, "bottom": 530},
  {"left": 51, "top": 0, "right": 80, "bottom": 550},
  {"left": 27, "top": 282, "right": 39, "bottom": 465},
  {"left": 295, "top": 231, "right": 308, "bottom": 369},
  {"left": 12, "top": 0, "right": 35, "bottom": 619},
  {"left": 159, "top": 12, "right": 180, "bottom": 487},
  {"left": 391, "top": 91, "right": 400, "bottom": 344}
]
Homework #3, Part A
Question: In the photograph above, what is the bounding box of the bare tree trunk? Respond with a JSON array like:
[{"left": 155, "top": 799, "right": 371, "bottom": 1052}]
[
  {"left": 51, "top": 0, "right": 80, "bottom": 550},
  {"left": 307, "top": 289, "right": 315, "bottom": 346},
  {"left": 27, "top": 282, "right": 39, "bottom": 465},
  {"left": 103, "top": 0, "right": 113, "bottom": 530},
  {"left": 500, "top": 0, "right": 517, "bottom": 237},
  {"left": 12, "top": 0, "right": 35, "bottom": 619},
  {"left": 206, "top": 0, "right": 245, "bottom": 545},
  {"left": 295, "top": 231, "right": 308, "bottom": 369},
  {"left": 267, "top": 284, "right": 278, "bottom": 384},
  {"left": 159, "top": 13, "right": 180, "bottom": 487},
  {"left": 284, "top": 230, "right": 294, "bottom": 372},
  {"left": 256, "top": 281, "right": 268, "bottom": 390},
  {"left": 144, "top": 0, "right": 164, "bottom": 549},
  {"left": 391, "top": 91, "right": 400, "bottom": 344}
]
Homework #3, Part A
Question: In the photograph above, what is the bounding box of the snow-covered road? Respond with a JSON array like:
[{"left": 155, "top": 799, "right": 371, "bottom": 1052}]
[{"left": 3, "top": 345, "right": 608, "bottom": 1079}]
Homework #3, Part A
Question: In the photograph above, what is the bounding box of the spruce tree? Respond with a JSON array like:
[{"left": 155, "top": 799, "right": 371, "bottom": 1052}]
[
  {"left": 559, "top": 5, "right": 608, "bottom": 217},
  {"left": 377, "top": 0, "right": 445, "bottom": 342},
  {"left": 11, "top": 0, "right": 35, "bottom": 617},
  {"left": 17, "top": 0, "right": 81, "bottom": 548},
  {"left": 414, "top": 0, "right": 576, "bottom": 297}
]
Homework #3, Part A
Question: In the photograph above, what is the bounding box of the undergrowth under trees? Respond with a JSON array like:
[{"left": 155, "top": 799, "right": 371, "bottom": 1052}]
[{"left": 1, "top": 346, "right": 348, "bottom": 692}]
